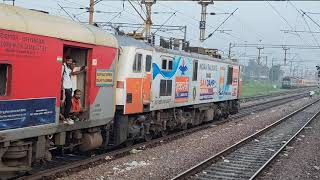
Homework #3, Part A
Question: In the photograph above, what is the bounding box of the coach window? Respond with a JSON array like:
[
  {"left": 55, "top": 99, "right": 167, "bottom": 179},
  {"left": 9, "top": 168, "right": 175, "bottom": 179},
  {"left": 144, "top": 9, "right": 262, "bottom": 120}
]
[
  {"left": 133, "top": 53, "right": 142, "bottom": 72},
  {"left": 146, "top": 55, "right": 152, "bottom": 72},
  {"left": 227, "top": 66, "right": 233, "bottom": 85},
  {"left": 192, "top": 60, "right": 198, "bottom": 81},
  {"left": 0, "top": 64, "right": 8, "bottom": 96}
]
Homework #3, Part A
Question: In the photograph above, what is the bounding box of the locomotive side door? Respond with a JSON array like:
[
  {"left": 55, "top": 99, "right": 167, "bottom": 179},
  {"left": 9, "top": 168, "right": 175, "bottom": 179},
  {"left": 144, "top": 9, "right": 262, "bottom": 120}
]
[
  {"left": 125, "top": 49, "right": 152, "bottom": 114},
  {"left": 142, "top": 53, "right": 152, "bottom": 108}
]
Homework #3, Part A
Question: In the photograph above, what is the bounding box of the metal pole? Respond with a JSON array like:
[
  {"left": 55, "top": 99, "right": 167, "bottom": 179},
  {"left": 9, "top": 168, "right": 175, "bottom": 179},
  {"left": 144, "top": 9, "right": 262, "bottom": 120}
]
[
  {"left": 89, "top": 0, "right": 94, "bottom": 25},
  {"left": 290, "top": 61, "right": 293, "bottom": 76},
  {"left": 184, "top": 26, "right": 187, "bottom": 42},
  {"left": 257, "top": 47, "right": 263, "bottom": 65},
  {"left": 199, "top": 3, "right": 207, "bottom": 41},
  {"left": 244, "top": 41, "right": 247, "bottom": 66},
  {"left": 265, "top": 56, "right": 268, "bottom": 67},
  {"left": 145, "top": 1, "right": 153, "bottom": 39},
  {"left": 283, "top": 47, "right": 289, "bottom": 65},
  {"left": 228, "top": 42, "right": 232, "bottom": 59},
  {"left": 272, "top": 58, "right": 274, "bottom": 66},
  {"left": 199, "top": 0, "right": 213, "bottom": 42}
]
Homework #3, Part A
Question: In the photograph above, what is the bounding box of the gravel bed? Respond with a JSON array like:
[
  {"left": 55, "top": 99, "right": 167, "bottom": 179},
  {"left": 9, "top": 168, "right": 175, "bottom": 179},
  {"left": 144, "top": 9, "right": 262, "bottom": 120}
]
[
  {"left": 257, "top": 109, "right": 320, "bottom": 180},
  {"left": 58, "top": 96, "right": 317, "bottom": 180}
]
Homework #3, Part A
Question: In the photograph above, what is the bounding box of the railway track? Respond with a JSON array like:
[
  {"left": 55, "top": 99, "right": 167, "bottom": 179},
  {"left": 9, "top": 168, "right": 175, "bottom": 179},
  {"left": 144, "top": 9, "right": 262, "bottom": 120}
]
[
  {"left": 240, "top": 86, "right": 316, "bottom": 103},
  {"left": 17, "top": 92, "right": 311, "bottom": 180},
  {"left": 237, "top": 93, "right": 308, "bottom": 118},
  {"left": 171, "top": 98, "right": 320, "bottom": 180}
]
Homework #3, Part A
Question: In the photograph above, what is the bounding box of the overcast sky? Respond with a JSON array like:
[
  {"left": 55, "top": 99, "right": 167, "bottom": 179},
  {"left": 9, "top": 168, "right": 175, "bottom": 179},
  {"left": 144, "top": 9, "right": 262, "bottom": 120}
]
[{"left": 5, "top": 0, "right": 320, "bottom": 71}]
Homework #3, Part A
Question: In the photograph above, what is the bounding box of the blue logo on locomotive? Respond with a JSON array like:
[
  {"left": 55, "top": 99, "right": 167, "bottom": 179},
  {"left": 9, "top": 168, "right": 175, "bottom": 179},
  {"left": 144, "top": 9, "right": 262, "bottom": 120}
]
[{"left": 152, "top": 56, "right": 182, "bottom": 79}]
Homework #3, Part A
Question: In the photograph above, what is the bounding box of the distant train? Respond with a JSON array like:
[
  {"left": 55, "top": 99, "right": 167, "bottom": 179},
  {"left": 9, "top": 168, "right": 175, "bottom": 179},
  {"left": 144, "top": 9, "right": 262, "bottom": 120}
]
[
  {"left": 282, "top": 76, "right": 316, "bottom": 89},
  {"left": 0, "top": 4, "right": 240, "bottom": 178}
]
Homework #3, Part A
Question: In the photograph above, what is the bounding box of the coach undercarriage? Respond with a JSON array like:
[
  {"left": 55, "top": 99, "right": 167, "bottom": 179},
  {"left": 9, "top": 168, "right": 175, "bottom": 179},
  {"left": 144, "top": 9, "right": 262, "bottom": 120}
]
[
  {"left": 0, "top": 100, "right": 239, "bottom": 179},
  {"left": 119, "top": 99, "right": 239, "bottom": 144}
]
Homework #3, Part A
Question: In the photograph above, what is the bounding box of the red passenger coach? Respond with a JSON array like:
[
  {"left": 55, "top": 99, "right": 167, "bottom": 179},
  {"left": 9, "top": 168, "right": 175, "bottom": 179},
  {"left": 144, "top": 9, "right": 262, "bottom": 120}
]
[{"left": 0, "top": 4, "right": 118, "bottom": 177}]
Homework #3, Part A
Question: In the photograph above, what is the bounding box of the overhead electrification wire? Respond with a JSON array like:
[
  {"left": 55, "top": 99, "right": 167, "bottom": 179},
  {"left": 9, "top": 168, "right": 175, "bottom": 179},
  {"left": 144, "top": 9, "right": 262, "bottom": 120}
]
[
  {"left": 127, "top": 0, "right": 145, "bottom": 21},
  {"left": 61, "top": 6, "right": 119, "bottom": 14},
  {"left": 56, "top": 2, "right": 81, "bottom": 22},
  {"left": 204, "top": 8, "right": 238, "bottom": 41},
  {"left": 93, "top": 0, "right": 103, "bottom": 6},
  {"left": 56, "top": 0, "right": 86, "bottom": 8},
  {"left": 95, "top": 1, "right": 142, "bottom": 23},
  {"left": 156, "top": 2, "right": 229, "bottom": 42},
  {"left": 221, "top": 31, "right": 246, "bottom": 42},
  {"left": 288, "top": 1, "right": 320, "bottom": 47},
  {"left": 301, "top": 14, "right": 320, "bottom": 47},
  {"left": 156, "top": 3, "right": 212, "bottom": 35},
  {"left": 282, "top": 30, "right": 320, "bottom": 33},
  {"left": 212, "top": 6, "right": 264, "bottom": 42},
  {"left": 136, "top": 1, "right": 147, "bottom": 17},
  {"left": 304, "top": 12, "right": 320, "bottom": 15},
  {"left": 301, "top": 10, "right": 320, "bottom": 30},
  {"left": 153, "top": 11, "right": 177, "bottom": 34},
  {"left": 106, "top": 10, "right": 124, "bottom": 24},
  {"left": 266, "top": 1, "right": 309, "bottom": 46}
]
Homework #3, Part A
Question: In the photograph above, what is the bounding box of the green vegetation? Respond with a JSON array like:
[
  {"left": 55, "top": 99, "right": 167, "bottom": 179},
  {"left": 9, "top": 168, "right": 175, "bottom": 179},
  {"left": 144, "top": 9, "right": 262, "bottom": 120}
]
[{"left": 241, "top": 80, "right": 285, "bottom": 97}]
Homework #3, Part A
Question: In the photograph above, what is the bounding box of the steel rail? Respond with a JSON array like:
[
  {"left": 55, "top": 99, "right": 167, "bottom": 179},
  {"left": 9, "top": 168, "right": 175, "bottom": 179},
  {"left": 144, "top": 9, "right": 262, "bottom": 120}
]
[
  {"left": 240, "top": 86, "right": 316, "bottom": 103},
  {"left": 249, "top": 103, "right": 320, "bottom": 180},
  {"left": 239, "top": 92, "right": 307, "bottom": 112},
  {"left": 171, "top": 98, "right": 320, "bottom": 180}
]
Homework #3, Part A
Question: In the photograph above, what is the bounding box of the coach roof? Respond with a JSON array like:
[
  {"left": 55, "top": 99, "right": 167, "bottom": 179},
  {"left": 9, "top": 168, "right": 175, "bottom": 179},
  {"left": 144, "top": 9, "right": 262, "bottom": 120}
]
[
  {"left": 115, "top": 35, "right": 154, "bottom": 50},
  {"left": 0, "top": 4, "right": 118, "bottom": 48}
]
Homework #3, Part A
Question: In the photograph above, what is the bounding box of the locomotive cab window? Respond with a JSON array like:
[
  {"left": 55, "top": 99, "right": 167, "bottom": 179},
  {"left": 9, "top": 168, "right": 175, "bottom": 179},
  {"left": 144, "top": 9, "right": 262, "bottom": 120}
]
[
  {"left": 146, "top": 55, "right": 152, "bottom": 72},
  {"left": 0, "top": 64, "right": 9, "bottom": 96},
  {"left": 133, "top": 53, "right": 142, "bottom": 72},
  {"left": 227, "top": 66, "right": 233, "bottom": 85}
]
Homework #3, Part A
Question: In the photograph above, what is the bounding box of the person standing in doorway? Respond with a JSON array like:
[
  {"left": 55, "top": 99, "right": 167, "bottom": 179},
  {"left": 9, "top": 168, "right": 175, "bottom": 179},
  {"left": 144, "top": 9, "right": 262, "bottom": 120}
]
[
  {"left": 62, "top": 56, "right": 74, "bottom": 125},
  {"left": 61, "top": 56, "right": 87, "bottom": 124}
]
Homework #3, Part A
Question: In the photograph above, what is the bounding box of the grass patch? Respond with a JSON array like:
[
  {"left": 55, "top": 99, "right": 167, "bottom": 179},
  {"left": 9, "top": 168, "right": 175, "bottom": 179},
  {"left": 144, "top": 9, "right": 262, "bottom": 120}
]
[{"left": 241, "top": 80, "right": 285, "bottom": 97}]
